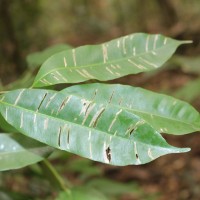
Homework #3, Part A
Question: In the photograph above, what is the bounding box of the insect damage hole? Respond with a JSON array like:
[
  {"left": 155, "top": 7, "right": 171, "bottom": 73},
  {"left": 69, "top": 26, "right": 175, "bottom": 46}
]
[{"left": 106, "top": 146, "right": 112, "bottom": 163}]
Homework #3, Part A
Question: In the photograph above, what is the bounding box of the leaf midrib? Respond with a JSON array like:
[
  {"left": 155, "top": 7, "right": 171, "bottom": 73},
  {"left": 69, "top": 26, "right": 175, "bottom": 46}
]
[{"left": 0, "top": 101, "right": 189, "bottom": 154}]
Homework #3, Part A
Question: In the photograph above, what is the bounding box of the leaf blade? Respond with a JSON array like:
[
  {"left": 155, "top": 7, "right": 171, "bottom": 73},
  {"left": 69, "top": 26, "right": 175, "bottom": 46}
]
[
  {"left": 33, "top": 33, "right": 189, "bottom": 87},
  {"left": 0, "top": 89, "right": 190, "bottom": 166},
  {"left": 64, "top": 83, "right": 200, "bottom": 135},
  {"left": 0, "top": 133, "right": 53, "bottom": 171}
]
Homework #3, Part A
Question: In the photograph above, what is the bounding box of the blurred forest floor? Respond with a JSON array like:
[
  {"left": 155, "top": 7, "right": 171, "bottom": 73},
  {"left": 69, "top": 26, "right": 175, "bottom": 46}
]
[{"left": 0, "top": 0, "right": 200, "bottom": 200}]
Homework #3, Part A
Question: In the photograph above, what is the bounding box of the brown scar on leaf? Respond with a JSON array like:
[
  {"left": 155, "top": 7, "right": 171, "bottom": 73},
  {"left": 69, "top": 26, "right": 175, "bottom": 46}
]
[
  {"left": 37, "top": 93, "right": 48, "bottom": 111},
  {"left": 106, "top": 146, "right": 111, "bottom": 162},
  {"left": 108, "top": 90, "right": 115, "bottom": 104},
  {"left": 58, "top": 126, "right": 62, "bottom": 147},
  {"left": 57, "top": 96, "right": 70, "bottom": 114},
  {"left": 67, "top": 128, "right": 70, "bottom": 145}
]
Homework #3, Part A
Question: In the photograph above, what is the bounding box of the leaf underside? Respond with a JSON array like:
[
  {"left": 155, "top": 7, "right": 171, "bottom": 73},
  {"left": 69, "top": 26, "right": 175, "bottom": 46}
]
[
  {"left": 63, "top": 83, "right": 200, "bottom": 135},
  {"left": 0, "top": 133, "right": 52, "bottom": 171},
  {"left": 33, "top": 33, "right": 189, "bottom": 87},
  {"left": 0, "top": 88, "right": 190, "bottom": 166}
]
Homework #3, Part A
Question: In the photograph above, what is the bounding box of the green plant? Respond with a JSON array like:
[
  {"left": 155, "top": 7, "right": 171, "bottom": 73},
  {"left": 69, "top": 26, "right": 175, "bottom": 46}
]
[{"left": 0, "top": 33, "right": 200, "bottom": 199}]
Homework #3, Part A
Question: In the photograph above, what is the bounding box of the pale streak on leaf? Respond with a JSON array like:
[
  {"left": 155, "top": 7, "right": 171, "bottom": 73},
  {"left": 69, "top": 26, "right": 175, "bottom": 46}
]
[
  {"left": 20, "top": 112, "right": 24, "bottom": 128},
  {"left": 44, "top": 118, "right": 49, "bottom": 130},
  {"left": 164, "top": 38, "right": 168, "bottom": 45},
  {"left": 122, "top": 36, "right": 128, "bottom": 54},
  {"left": 108, "top": 109, "right": 122, "bottom": 132},
  {"left": 34, "top": 113, "right": 37, "bottom": 124},
  {"left": 146, "top": 35, "right": 150, "bottom": 52},
  {"left": 89, "top": 107, "right": 106, "bottom": 127},
  {"left": 82, "top": 69, "right": 95, "bottom": 79},
  {"left": 117, "top": 40, "right": 120, "bottom": 48},
  {"left": 116, "top": 64, "right": 121, "bottom": 69},
  {"left": 106, "top": 67, "right": 114, "bottom": 75},
  {"left": 88, "top": 130, "right": 92, "bottom": 140},
  {"left": 110, "top": 64, "right": 116, "bottom": 69},
  {"left": 133, "top": 47, "right": 136, "bottom": 56},
  {"left": 76, "top": 69, "right": 88, "bottom": 78},
  {"left": 148, "top": 148, "right": 154, "bottom": 160},
  {"left": 51, "top": 73, "right": 59, "bottom": 81},
  {"left": 45, "top": 94, "right": 57, "bottom": 108},
  {"left": 114, "top": 130, "right": 118, "bottom": 136},
  {"left": 72, "top": 49, "right": 77, "bottom": 66},
  {"left": 134, "top": 120, "right": 145, "bottom": 131},
  {"left": 63, "top": 57, "right": 67, "bottom": 67},
  {"left": 139, "top": 57, "right": 158, "bottom": 68},
  {"left": 128, "top": 59, "right": 146, "bottom": 70},
  {"left": 43, "top": 79, "right": 52, "bottom": 85},
  {"left": 130, "top": 35, "right": 135, "bottom": 40},
  {"left": 14, "top": 89, "right": 25, "bottom": 106},
  {"left": 153, "top": 34, "right": 158, "bottom": 50},
  {"left": 152, "top": 51, "right": 157, "bottom": 55},
  {"left": 40, "top": 80, "right": 48, "bottom": 85},
  {"left": 102, "top": 44, "right": 108, "bottom": 63},
  {"left": 55, "top": 71, "right": 68, "bottom": 82},
  {"left": 82, "top": 103, "right": 96, "bottom": 125}
]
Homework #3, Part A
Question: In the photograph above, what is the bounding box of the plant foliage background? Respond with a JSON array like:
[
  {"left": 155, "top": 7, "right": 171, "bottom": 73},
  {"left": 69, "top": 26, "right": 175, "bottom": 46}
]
[{"left": 0, "top": 1, "right": 200, "bottom": 200}]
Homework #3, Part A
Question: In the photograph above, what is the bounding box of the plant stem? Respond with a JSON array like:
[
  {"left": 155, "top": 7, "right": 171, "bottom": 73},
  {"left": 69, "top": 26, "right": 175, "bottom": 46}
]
[{"left": 39, "top": 159, "right": 71, "bottom": 194}]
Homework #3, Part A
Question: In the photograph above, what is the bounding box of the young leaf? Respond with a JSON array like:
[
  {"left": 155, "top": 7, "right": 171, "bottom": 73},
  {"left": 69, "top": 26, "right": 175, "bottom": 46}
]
[
  {"left": 0, "top": 133, "right": 53, "bottom": 171},
  {"left": 0, "top": 89, "right": 189, "bottom": 166},
  {"left": 33, "top": 33, "right": 190, "bottom": 87},
  {"left": 64, "top": 83, "right": 200, "bottom": 135},
  {"left": 27, "top": 44, "right": 72, "bottom": 68}
]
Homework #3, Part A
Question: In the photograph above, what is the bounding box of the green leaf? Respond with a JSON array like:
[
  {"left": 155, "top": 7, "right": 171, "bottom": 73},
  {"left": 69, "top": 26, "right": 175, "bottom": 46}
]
[
  {"left": 0, "top": 88, "right": 190, "bottom": 166},
  {"left": 64, "top": 83, "right": 200, "bottom": 135},
  {"left": 174, "top": 78, "right": 200, "bottom": 103},
  {"left": 4, "top": 70, "right": 34, "bottom": 90},
  {"left": 0, "top": 133, "right": 53, "bottom": 171},
  {"left": 27, "top": 44, "right": 72, "bottom": 68},
  {"left": 173, "top": 55, "right": 200, "bottom": 74},
  {"left": 33, "top": 33, "right": 190, "bottom": 87},
  {"left": 0, "top": 113, "right": 18, "bottom": 133},
  {"left": 56, "top": 187, "right": 108, "bottom": 200},
  {"left": 86, "top": 178, "right": 140, "bottom": 196}
]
